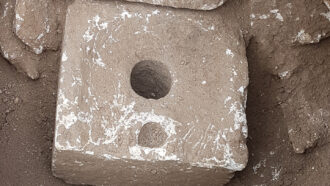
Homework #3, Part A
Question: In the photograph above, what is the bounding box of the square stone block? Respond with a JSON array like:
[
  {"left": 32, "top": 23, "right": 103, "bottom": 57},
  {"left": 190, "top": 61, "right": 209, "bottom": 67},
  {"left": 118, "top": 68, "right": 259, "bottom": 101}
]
[{"left": 52, "top": 0, "right": 249, "bottom": 185}]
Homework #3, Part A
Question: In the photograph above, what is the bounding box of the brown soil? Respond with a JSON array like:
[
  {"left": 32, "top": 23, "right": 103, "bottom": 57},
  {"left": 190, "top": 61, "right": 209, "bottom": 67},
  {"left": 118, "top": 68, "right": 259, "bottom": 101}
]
[{"left": 0, "top": 0, "right": 329, "bottom": 185}]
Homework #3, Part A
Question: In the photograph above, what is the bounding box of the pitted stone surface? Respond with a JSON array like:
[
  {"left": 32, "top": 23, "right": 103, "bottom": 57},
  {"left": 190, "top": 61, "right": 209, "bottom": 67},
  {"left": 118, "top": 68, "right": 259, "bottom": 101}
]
[
  {"left": 52, "top": 0, "right": 249, "bottom": 185},
  {"left": 124, "top": 0, "right": 228, "bottom": 10}
]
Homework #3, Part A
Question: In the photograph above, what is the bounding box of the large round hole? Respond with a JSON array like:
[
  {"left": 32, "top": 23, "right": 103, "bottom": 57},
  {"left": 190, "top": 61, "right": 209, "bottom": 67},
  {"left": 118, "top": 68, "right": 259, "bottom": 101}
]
[
  {"left": 138, "top": 122, "right": 168, "bottom": 148},
  {"left": 130, "top": 60, "right": 172, "bottom": 100}
]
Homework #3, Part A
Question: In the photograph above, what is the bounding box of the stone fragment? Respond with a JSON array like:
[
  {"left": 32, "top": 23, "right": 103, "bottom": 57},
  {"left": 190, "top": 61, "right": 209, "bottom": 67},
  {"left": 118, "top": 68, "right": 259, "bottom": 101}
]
[
  {"left": 0, "top": 0, "right": 40, "bottom": 79},
  {"left": 280, "top": 55, "right": 330, "bottom": 153},
  {"left": 284, "top": 96, "right": 329, "bottom": 153},
  {"left": 52, "top": 0, "right": 249, "bottom": 185},
  {"left": 124, "top": 0, "right": 228, "bottom": 10},
  {"left": 321, "top": 0, "right": 330, "bottom": 21},
  {"left": 290, "top": 1, "right": 330, "bottom": 45},
  {"left": 14, "top": 0, "right": 61, "bottom": 54},
  {"left": 293, "top": 29, "right": 327, "bottom": 45}
]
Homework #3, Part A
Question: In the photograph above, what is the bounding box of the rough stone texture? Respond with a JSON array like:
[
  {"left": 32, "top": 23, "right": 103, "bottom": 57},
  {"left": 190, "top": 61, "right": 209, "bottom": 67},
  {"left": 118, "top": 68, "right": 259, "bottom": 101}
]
[
  {"left": 52, "top": 0, "right": 249, "bottom": 185},
  {"left": 291, "top": 0, "right": 330, "bottom": 45},
  {"left": 0, "top": 0, "right": 40, "bottom": 79},
  {"left": 244, "top": 0, "right": 330, "bottom": 155},
  {"left": 0, "top": 0, "right": 68, "bottom": 79},
  {"left": 124, "top": 0, "right": 228, "bottom": 10},
  {"left": 279, "top": 48, "right": 330, "bottom": 154},
  {"left": 14, "top": 0, "right": 63, "bottom": 54}
]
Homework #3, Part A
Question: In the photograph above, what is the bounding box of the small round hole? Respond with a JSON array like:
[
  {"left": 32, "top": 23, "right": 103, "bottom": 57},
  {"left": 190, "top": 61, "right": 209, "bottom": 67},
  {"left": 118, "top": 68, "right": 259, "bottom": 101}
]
[
  {"left": 130, "top": 60, "right": 172, "bottom": 99},
  {"left": 138, "top": 122, "right": 168, "bottom": 148}
]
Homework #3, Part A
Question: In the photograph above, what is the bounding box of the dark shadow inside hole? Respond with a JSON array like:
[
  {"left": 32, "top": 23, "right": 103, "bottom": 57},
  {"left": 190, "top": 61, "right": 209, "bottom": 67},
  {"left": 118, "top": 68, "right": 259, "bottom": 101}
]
[{"left": 130, "top": 60, "right": 172, "bottom": 99}]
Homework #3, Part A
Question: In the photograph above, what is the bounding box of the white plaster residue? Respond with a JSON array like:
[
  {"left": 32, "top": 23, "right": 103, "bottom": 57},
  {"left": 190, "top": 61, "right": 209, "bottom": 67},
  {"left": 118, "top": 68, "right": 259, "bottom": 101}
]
[
  {"left": 224, "top": 96, "right": 232, "bottom": 104},
  {"left": 201, "top": 3, "right": 218, "bottom": 10},
  {"left": 208, "top": 25, "right": 215, "bottom": 31},
  {"left": 94, "top": 82, "right": 179, "bottom": 161},
  {"left": 238, "top": 86, "right": 245, "bottom": 96},
  {"left": 129, "top": 146, "right": 143, "bottom": 160},
  {"left": 145, "top": 9, "right": 161, "bottom": 23},
  {"left": 296, "top": 29, "right": 308, "bottom": 41},
  {"left": 221, "top": 143, "right": 245, "bottom": 170},
  {"left": 15, "top": 13, "right": 24, "bottom": 21},
  {"left": 83, "top": 15, "right": 109, "bottom": 42},
  {"left": 259, "top": 14, "right": 270, "bottom": 19},
  {"left": 232, "top": 69, "right": 238, "bottom": 76},
  {"left": 2, "top": 2, "right": 9, "bottom": 18},
  {"left": 187, "top": 18, "right": 215, "bottom": 32},
  {"left": 61, "top": 112, "right": 78, "bottom": 129},
  {"left": 325, "top": 0, "right": 330, "bottom": 9},
  {"left": 293, "top": 29, "right": 324, "bottom": 44},
  {"left": 270, "top": 9, "right": 284, "bottom": 22},
  {"left": 253, "top": 159, "right": 267, "bottom": 174},
  {"left": 103, "top": 154, "right": 120, "bottom": 160},
  {"left": 152, "top": 9, "right": 160, "bottom": 15},
  {"left": 83, "top": 15, "right": 110, "bottom": 68},
  {"left": 250, "top": 10, "right": 283, "bottom": 25},
  {"left": 37, "top": 33, "right": 44, "bottom": 40},
  {"left": 33, "top": 46, "right": 43, "bottom": 55},
  {"left": 71, "top": 76, "right": 82, "bottom": 87},
  {"left": 54, "top": 89, "right": 80, "bottom": 150},
  {"left": 321, "top": 11, "right": 330, "bottom": 21},
  {"left": 278, "top": 71, "right": 290, "bottom": 79},
  {"left": 15, "top": 13, "right": 24, "bottom": 32},
  {"left": 83, "top": 29, "right": 94, "bottom": 42},
  {"left": 120, "top": 10, "right": 132, "bottom": 20},
  {"left": 226, "top": 49, "right": 234, "bottom": 57},
  {"left": 321, "top": 0, "right": 330, "bottom": 21},
  {"left": 241, "top": 125, "right": 248, "bottom": 138},
  {"left": 271, "top": 167, "right": 282, "bottom": 181},
  {"left": 92, "top": 49, "right": 106, "bottom": 67},
  {"left": 250, "top": 13, "right": 256, "bottom": 26},
  {"left": 197, "top": 143, "right": 245, "bottom": 171},
  {"left": 201, "top": 81, "right": 207, "bottom": 85},
  {"left": 229, "top": 101, "right": 247, "bottom": 131},
  {"left": 46, "top": 25, "right": 50, "bottom": 33},
  {"left": 74, "top": 160, "right": 84, "bottom": 166},
  {"left": 61, "top": 51, "right": 68, "bottom": 62},
  {"left": 130, "top": 146, "right": 179, "bottom": 161},
  {"left": 85, "top": 151, "right": 94, "bottom": 155}
]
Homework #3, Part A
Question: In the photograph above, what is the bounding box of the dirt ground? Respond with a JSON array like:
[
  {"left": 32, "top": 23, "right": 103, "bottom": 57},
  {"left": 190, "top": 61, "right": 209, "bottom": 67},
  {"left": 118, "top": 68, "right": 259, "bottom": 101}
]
[{"left": 0, "top": 0, "right": 329, "bottom": 185}]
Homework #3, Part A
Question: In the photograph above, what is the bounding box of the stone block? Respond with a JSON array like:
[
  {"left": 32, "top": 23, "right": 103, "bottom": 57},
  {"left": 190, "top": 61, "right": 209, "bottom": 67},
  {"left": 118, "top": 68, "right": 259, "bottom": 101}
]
[{"left": 52, "top": 0, "right": 249, "bottom": 185}]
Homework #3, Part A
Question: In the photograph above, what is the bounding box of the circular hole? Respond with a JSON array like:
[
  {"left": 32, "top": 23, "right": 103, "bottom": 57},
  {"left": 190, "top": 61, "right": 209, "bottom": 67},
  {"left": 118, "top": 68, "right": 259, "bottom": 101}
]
[
  {"left": 138, "top": 122, "right": 168, "bottom": 148},
  {"left": 130, "top": 60, "right": 172, "bottom": 100}
]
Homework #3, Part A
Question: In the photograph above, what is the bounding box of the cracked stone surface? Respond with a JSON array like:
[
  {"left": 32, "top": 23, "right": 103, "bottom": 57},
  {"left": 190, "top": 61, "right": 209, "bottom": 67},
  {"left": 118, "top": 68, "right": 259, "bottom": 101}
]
[
  {"left": 52, "top": 0, "right": 249, "bottom": 185},
  {"left": 124, "top": 0, "right": 229, "bottom": 10}
]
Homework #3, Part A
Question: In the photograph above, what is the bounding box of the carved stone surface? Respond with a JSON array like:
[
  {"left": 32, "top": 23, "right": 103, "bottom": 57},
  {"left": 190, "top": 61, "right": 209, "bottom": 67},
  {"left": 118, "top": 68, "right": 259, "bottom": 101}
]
[{"left": 52, "top": 0, "right": 249, "bottom": 185}]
